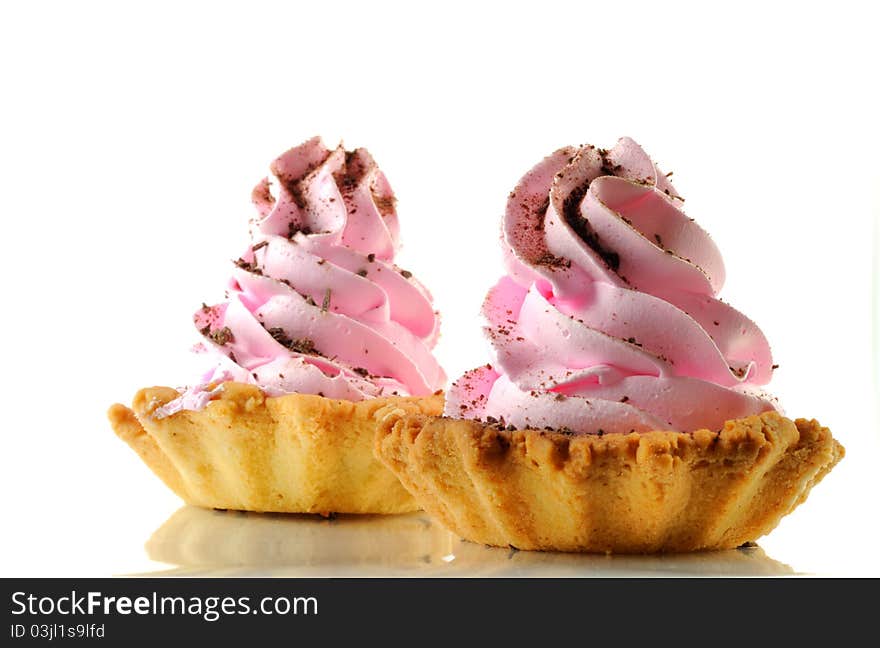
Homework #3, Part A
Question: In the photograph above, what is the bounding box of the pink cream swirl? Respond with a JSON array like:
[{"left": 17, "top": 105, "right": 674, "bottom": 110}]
[
  {"left": 161, "top": 137, "right": 445, "bottom": 416},
  {"left": 445, "top": 137, "right": 777, "bottom": 434}
]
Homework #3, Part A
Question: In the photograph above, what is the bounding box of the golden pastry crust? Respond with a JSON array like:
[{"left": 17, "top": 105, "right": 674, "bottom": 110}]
[
  {"left": 108, "top": 383, "right": 443, "bottom": 514},
  {"left": 374, "top": 411, "right": 843, "bottom": 553}
]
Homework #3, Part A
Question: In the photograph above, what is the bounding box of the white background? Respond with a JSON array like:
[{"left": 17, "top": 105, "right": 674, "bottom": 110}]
[{"left": 1, "top": 1, "right": 878, "bottom": 576}]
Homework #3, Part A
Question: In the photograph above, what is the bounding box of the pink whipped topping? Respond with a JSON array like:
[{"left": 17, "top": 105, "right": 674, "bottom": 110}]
[
  {"left": 158, "top": 137, "right": 445, "bottom": 417},
  {"left": 445, "top": 137, "right": 778, "bottom": 434}
]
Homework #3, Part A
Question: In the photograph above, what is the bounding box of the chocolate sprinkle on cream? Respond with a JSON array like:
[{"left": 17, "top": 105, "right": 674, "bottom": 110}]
[
  {"left": 535, "top": 253, "right": 572, "bottom": 269},
  {"left": 663, "top": 187, "right": 685, "bottom": 202},
  {"left": 597, "top": 148, "right": 623, "bottom": 176},
  {"left": 277, "top": 172, "right": 309, "bottom": 210},
  {"left": 562, "top": 183, "right": 621, "bottom": 272},
  {"left": 267, "top": 327, "right": 291, "bottom": 346},
  {"left": 234, "top": 258, "right": 262, "bottom": 274},
  {"left": 399, "top": 269, "right": 412, "bottom": 279},
  {"left": 536, "top": 197, "right": 550, "bottom": 218},
  {"left": 267, "top": 328, "right": 320, "bottom": 356},
  {"left": 288, "top": 223, "right": 313, "bottom": 239},
  {"left": 206, "top": 327, "right": 234, "bottom": 346},
  {"left": 372, "top": 193, "right": 396, "bottom": 216}
]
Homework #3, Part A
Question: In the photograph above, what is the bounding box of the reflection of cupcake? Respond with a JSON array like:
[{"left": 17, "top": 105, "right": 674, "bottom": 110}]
[
  {"left": 377, "top": 137, "right": 843, "bottom": 552},
  {"left": 145, "top": 506, "right": 790, "bottom": 577},
  {"left": 109, "top": 137, "right": 445, "bottom": 514},
  {"left": 445, "top": 541, "right": 794, "bottom": 577},
  {"left": 146, "top": 507, "right": 454, "bottom": 572}
]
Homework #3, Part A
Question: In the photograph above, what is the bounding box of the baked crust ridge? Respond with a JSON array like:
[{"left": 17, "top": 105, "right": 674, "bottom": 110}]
[
  {"left": 109, "top": 382, "right": 444, "bottom": 514},
  {"left": 374, "top": 410, "right": 843, "bottom": 553}
]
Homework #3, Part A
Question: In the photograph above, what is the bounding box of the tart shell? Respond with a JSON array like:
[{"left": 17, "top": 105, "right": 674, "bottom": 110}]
[
  {"left": 374, "top": 410, "right": 843, "bottom": 553},
  {"left": 109, "top": 382, "right": 443, "bottom": 515}
]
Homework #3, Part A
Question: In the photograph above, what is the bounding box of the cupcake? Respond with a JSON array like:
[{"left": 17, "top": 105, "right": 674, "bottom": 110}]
[
  {"left": 376, "top": 137, "right": 843, "bottom": 552},
  {"left": 109, "top": 137, "right": 446, "bottom": 515}
]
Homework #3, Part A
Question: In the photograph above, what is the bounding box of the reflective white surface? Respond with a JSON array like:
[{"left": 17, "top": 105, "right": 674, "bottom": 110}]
[{"left": 138, "top": 507, "right": 798, "bottom": 578}]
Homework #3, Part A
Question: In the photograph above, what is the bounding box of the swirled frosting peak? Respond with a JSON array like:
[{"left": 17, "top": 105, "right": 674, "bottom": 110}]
[
  {"left": 445, "top": 137, "right": 777, "bottom": 434},
  {"left": 160, "top": 137, "right": 445, "bottom": 416}
]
